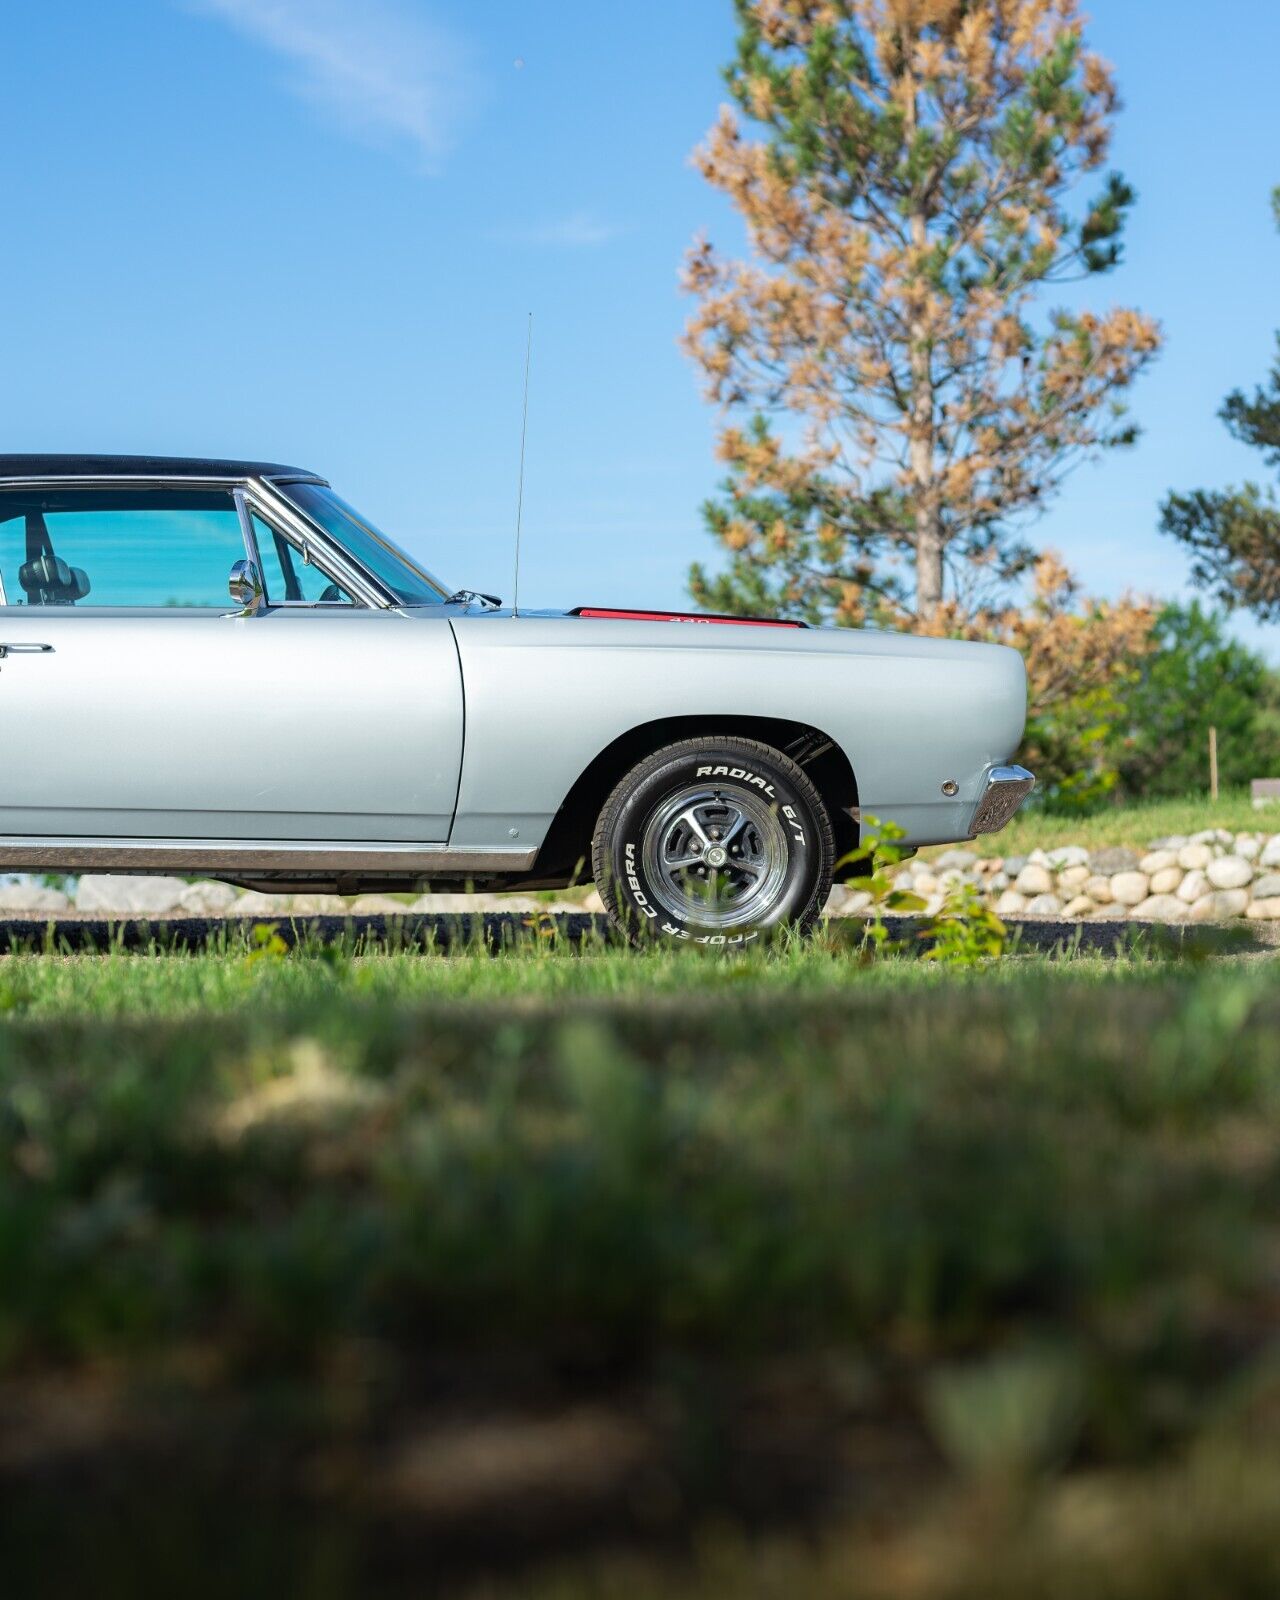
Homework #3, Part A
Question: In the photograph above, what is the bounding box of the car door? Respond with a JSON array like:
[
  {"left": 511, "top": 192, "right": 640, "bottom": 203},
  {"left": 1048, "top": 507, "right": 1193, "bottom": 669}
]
[{"left": 0, "top": 481, "right": 463, "bottom": 842}]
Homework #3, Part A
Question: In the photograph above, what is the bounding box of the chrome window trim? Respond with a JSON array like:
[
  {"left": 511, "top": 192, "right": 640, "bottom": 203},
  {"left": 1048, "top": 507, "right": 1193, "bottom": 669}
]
[
  {"left": 0, "top": 474, "right": 423, "bottom": 614},
  {"left": 261, "top": 479, "right": 446, "bottom": 608},
  {"left": 0, "top": 474, "right": 322, "bottom": 489},
  {"left": 244, "top": 479, "right": 395, "bottom": 610},
  {"left": 233, "top": 487, "right": 263, "bottom": 590},
  {"left": 235, "top": 488, "right": 372, "bottom": 611},
  {"left": 0, "top": 477, "right": 257, "bottom": 612}
]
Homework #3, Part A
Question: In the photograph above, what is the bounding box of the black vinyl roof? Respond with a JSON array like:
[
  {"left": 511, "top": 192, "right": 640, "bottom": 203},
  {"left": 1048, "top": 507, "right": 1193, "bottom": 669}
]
[{"left": 0, "top": 454, "right": 319, "bottom": 481}]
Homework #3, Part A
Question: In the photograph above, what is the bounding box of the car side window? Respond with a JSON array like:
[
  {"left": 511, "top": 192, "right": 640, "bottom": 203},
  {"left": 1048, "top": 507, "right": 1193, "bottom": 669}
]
[
  {"left": 250, "top": 514, "right": 356, "bottom": 607},
  {"left": 0, "top": 487, "right": 246, "bottom": 608}
]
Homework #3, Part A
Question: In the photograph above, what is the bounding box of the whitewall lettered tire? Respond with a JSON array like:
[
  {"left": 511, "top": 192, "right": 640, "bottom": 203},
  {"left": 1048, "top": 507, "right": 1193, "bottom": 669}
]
[{"left": 592, "top": 737, "right": 835, "bottom": 943}]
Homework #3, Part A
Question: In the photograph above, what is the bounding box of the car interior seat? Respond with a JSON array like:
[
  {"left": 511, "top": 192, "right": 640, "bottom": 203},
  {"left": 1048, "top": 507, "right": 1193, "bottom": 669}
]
[{"left": 19, "top": 512, "right": 91, "bottom": 605}]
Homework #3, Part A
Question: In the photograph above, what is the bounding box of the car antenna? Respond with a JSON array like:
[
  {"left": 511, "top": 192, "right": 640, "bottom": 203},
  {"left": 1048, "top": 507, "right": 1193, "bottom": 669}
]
[{"left": 511, "top": 311, "right": 533, "bottom": 617}]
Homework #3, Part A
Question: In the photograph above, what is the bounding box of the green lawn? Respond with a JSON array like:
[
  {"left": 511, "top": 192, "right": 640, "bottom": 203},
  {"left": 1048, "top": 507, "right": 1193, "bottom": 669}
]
[
  {"left": 0, "top": 926, "right": 1116, "bottom": 1018},
  {"left": 3, "top": 940, "right": 1280, "bottom": 1596}
]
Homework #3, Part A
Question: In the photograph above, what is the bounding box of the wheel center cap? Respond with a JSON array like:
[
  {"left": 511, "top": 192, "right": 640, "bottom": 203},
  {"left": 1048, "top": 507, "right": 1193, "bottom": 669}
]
[{"left": 705, "top": 845, "right": 728, "bottom": 868}]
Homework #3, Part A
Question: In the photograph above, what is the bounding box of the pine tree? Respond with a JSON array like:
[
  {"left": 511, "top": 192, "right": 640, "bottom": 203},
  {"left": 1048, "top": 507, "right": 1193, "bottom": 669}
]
[
  {"left": 684, "top": 0, "right": 1161, "bottom": 624},
  {"left": 1159, "top": 191, "right": 1280, "bottom": 620}
]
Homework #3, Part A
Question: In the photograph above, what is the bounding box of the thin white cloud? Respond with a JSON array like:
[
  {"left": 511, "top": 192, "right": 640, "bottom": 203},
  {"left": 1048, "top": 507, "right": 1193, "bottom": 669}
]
[
  {"left": 188, "top": 0, "right": 474, "bottom": 169},
  {"left": 499, "top": 213, "right": 626, "bottom": 249}
]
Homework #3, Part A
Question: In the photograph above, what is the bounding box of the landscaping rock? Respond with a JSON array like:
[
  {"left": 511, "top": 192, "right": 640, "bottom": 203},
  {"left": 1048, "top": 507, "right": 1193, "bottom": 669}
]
[
  {"left": 499, "top": 896, "right": 551, "bottom": 914},
  {"left": 1044, "top": 845, "right": 1089, "bottom": 869},
  {"left": 1057, "top": 864, "right": 1091, "bottom": 890},
  {"left": 232, "top": 891, "right": 295, "bottom": 916},
  {"left": 1177, "top": 843, "right": 1213, "bottom": 871},
  {"left": 411, "top": 893, "right": 486, "bottom": 913},
  {"left": 934, "top": 849, "right": 977, "bottom": 871},
  {"left": 1110, "top": 871, "right": 1150, "bottom": 907},
  {"left": 827, "top": 887, "right": 873, "bottom": 916},
  {"left": 912, "top": 871, "right": 940, "bottom": 895},
  {"left": 1062, "top": 894, "right": 1096, "bottom": 919},
  {"left": 74, "top": 875, "right": 187, "bottom": 915},
  {"left": 1139, "top": 849, "right": 1179, "bottom": 876},
  {"left": 1091, "top": 847, "right": 1141, "bottom": 876},
  {"left": 1084, "top": 875, "right": 1114, "bottom": 903},
  {"left": 1176, "top": 869, "right": 1209, "bottom": 904},
  {"left": 1133, "top": 894, "right": 1189, "bottom": 922},
  {"left": 178, "top": 881, "right": 240, "bottom": 915},
  {"left": 994, "top": 890, "right": 1027, "bottom": 916},
  {"left": 1002, "top": 855, "right": 1028, "bottom": 879},
  {"left": 0, "top": 884, "right": 70, "bottom": 913},
  {"left": 1188, "top": 889, "right": 1251, "bottom": 922},
  {"left": 1023, "top": 893, "right": 1063, "bottom": 917},
  {"left": 1260, "top": 836, "right": 1280, "bottom": 869},
  {"left": 1246, "top": 896, "right": 1280, "bottom": 920},
  {"left": 1213, "top": 888, "right": 1251, "bottom": 918},
  {"left": 1148, "top": 866, "right": 1184, "bottom": 895},
  {"left": 1235, "top": 835, "right": 1262, "bottom": 858},
  {"left": 1206, "top": 856, "right": 1254, "bottom": 890},
  {"left": 1014, "top": 863, "right": 1054, "bottom": 896},
  {"left": 289, "top": 894, "right": 351, "bottom": 915}
]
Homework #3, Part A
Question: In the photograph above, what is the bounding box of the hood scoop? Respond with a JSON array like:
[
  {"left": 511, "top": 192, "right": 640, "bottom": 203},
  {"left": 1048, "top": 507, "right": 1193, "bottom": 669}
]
[{"left": 571, "top": 607, "right": 805, "bottom": 628}]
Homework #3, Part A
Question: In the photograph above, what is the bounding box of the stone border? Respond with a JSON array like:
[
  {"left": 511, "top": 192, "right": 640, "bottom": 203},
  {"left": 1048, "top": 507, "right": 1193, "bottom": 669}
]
[
  {"left": 873, "top": 828, "right": 1280, "bottom": 925},
  {"left": 3, "top": 826, "right": 1280, "bottom": 925},
  {"left": 0, "top": 876, "right": 609, "bottom": 920}
]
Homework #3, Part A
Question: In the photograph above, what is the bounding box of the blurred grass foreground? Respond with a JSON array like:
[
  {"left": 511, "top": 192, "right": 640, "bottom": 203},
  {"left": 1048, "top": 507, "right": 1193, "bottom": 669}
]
[{"left": 3, "top": 945, "right": 1280, "bottom": 1596}]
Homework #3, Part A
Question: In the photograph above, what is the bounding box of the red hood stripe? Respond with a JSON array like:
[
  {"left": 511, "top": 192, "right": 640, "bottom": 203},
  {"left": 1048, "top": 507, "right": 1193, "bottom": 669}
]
[{"left": 573, "top": 607, "right": 804, "bottom": 628}]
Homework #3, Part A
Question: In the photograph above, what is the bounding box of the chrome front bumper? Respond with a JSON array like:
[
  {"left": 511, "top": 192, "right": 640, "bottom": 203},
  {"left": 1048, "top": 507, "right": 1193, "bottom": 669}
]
[{"left": 967, "top": 765, "right": 1036, "bottom": 838}]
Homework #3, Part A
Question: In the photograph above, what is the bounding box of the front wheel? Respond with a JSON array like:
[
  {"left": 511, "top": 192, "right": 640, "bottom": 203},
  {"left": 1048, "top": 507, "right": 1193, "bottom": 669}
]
[{"left": 592, "top": 737, "right": 835, "bottom": 943}]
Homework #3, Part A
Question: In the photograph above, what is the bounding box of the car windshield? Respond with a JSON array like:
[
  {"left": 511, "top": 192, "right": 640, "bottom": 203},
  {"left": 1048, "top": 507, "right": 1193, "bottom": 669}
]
[{"left": 280, "top": 482, "right": 450, "bottom": 606}]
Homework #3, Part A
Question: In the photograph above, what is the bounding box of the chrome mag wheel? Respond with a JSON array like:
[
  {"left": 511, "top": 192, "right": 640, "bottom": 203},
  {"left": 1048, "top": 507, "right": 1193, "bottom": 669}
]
[{"left": 641, "top": 784, "right": 790, "bottom": 930}]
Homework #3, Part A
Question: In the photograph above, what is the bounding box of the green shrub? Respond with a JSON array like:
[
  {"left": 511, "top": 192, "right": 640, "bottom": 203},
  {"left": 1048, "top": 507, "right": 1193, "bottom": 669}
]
[{"left": 1109, "top": 603, "right": 1280, "bottom": 800}]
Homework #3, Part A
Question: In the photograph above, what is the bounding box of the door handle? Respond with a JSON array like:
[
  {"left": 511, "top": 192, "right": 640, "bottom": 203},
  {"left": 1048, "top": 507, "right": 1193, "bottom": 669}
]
[{"left": 0, "top": 643, "right": 53, "bottom": 658}]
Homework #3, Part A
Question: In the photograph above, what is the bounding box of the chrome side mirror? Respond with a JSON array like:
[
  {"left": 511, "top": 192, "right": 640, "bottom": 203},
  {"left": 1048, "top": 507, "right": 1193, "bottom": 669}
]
[{"left": 228, "top": 558, "right": 264, "bottom": 614}]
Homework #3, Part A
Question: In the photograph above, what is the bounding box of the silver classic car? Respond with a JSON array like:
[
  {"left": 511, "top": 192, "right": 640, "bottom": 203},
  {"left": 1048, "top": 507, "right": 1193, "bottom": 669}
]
[{"left": 0, "top": 456, "right": 1033, "bottom": 940}]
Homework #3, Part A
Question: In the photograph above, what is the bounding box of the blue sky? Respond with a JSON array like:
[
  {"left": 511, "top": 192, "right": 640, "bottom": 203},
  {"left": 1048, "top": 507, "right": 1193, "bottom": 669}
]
[{"left": 3, "top": 1, "right": 1279, "bottom": 652}]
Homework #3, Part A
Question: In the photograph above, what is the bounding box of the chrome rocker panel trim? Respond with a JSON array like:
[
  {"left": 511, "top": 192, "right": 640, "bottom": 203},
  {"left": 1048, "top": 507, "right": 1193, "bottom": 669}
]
[
  {"left": 968, "top": 765, "right": 1036, "bottom": 838},
  {"left": 0, "top": 839, "right": 539, "bottom": 875}
]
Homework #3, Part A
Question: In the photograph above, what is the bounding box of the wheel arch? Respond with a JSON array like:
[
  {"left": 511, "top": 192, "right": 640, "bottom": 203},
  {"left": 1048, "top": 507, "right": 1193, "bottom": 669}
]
[{"left": 528, "top": 715, "right": 860, "bottom": 887}]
